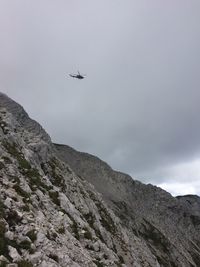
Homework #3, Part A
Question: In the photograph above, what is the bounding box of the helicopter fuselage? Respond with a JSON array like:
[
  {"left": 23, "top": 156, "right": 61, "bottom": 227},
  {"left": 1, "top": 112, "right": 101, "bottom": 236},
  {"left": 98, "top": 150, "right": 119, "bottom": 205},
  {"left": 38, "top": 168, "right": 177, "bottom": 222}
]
[{"left": 69, "top": 74, "right": 85, "bottom": 79}]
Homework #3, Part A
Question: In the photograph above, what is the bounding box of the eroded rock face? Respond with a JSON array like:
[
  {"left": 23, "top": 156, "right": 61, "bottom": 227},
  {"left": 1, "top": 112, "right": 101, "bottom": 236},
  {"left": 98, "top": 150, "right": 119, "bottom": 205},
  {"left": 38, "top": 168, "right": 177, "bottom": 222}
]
[
  {"left": 0, "top": 93, "right": 158, "bottom": 267},
  {"left": 0, "top": 92, "right": 200, "bottom": 267},
  {"left": 55, "top": 144, "right": 200, "bottom": 266}
]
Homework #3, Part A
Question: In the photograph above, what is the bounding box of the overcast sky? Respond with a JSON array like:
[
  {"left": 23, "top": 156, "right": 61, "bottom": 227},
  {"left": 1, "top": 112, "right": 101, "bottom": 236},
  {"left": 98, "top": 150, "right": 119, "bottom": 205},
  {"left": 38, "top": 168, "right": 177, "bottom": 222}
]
[{"left": 1, "top": 0, "right": 200, "bottom": 196}]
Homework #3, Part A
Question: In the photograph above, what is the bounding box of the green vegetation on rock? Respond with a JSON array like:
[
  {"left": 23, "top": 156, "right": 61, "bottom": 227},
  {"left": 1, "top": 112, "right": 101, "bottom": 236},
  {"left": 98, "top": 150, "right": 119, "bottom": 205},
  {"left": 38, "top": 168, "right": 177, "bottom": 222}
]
[
  {"left": 26, "top": 229, "right": 37, "bottom": 242},
  {"left": 17, "top": 260, "right": 33, "bottom": 267},
  {"left": 48, "top": 191, "right": 60, "bottom": 206}
]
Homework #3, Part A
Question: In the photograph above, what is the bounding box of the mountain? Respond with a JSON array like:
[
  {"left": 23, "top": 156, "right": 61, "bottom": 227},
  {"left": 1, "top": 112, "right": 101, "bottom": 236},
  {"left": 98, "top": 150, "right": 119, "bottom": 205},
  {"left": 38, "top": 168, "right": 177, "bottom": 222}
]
[{"left": 0, "top": 92, "right": 200, "bottom": 267}]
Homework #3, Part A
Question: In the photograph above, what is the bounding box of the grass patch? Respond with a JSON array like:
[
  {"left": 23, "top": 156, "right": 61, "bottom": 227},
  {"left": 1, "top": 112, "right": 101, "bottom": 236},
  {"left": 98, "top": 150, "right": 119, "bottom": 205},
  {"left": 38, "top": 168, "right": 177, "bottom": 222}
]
[
  {"left": 69, "top": 218, "right": 79, "bottom": 240},
  {"left": 0, "top": 261, "right": 7, "bottom": 267},
  {"left": 13, "top": 184, "right": 30, "bottom": 200},
  {"left": 49, "top": 191, "right": 60, "bottom": 206},
  {"left": 26, "top": 168, "right": 40, "bottom": 179},
  {"left": 26, "top": 229, "right": 37, "bottom": 242},
  {"left": 3, "top": 141, "right": 21, "bottom": 158},
  {"left": 48, "top": 158, "right": 66, "bottom": 190},
  {"left": 83, "top": 212, "right": 104, "bottom": 243},
  {"left": 3, "top": 141, "right": 50, "bottom": 192},
  {"left": 0, "top": 221, "right": 7, "bottom": 257},
  {"left": 19, "top": 239, "right": 32, "bottom": 251},
  {"left": 0, "top": 222, "right": 6, "bottom": 236},
  {"left": 18, "top": 158, "right": 31, "bottom": 170},
  {"left": 26, "top": 168, "right": 50, "bottom": 192},
  {"left": 17, "top": 260, "right": 33, "bottom": 267},
  {"left": 0, "top": 199, "right": 5, "bottom": 218},
  {"left": 59, "top": 211, "right": 80, "bottom": 240},
  {"left": 3, "top": 141, "right": 31, "bottom": 170},
  {"left": 5, "top": 210, "right": 22, "bottom": 227},
  {"left": 0, "top": 221, "right": 22, "bottom": 260},
  {"left": 96, "top": 202, "right": 116, "bottom": 234}
]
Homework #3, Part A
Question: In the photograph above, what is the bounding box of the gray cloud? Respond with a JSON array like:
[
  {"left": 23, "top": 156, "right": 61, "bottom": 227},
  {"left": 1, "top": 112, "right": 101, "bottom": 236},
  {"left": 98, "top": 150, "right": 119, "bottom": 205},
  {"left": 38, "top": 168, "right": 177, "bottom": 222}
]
[{"left": 1, "top": 0, "right": 200, "bottom": 195}]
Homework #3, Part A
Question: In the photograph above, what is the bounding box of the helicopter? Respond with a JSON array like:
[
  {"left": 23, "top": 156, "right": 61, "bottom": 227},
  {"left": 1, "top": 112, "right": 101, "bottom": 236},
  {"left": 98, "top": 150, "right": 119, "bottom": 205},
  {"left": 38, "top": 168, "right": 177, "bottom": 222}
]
[{"left": 69, "top": 71, "right": 86, "bottom": 79}]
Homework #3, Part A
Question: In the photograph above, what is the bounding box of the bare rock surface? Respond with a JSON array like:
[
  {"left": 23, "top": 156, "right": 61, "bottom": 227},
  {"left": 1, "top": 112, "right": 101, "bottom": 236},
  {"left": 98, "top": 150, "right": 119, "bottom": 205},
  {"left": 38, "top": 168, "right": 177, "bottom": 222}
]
[
  {"left": 55, "top": 145, "right": 200, "bottom": 267},
  {"left": 0, "top": 92, "right": 200, "bottom": 267}
]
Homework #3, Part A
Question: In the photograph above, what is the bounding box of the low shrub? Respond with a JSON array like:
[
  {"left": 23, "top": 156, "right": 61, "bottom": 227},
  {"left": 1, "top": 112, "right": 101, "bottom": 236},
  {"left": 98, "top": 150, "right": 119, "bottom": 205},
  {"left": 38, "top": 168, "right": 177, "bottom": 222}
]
[
  {"left": 13, "top": 184, "right": 30, "bottom": 200},
  {"left": 19, "top": 240, "right": 32, "bottom": 250},
  {"left": 26, "top": 229, "right": 37, "bottom": 242},
  {"left": 49, "top": 191, "right": 60, "bottom": 206},
  {"left": 17, "top": 260, "right": 33, "bottom": 267}
]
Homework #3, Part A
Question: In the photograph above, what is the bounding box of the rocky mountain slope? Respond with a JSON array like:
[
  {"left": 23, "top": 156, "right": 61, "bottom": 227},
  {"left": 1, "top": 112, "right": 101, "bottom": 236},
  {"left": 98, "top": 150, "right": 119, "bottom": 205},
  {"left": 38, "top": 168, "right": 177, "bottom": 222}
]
[
  {"left": 55, "top": 144, "right": 200, "bottom": 266},
  {"left": 0, "top": 92, "right": 200, "bottom": 267}
]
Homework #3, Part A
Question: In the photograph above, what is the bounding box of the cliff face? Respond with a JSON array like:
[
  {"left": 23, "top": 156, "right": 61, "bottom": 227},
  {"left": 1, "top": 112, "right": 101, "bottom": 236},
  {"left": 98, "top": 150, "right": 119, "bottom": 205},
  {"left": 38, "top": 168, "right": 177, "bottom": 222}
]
[
  {"left": 55, "top": 144, "right": 200, "bottom": 267},
  {"left": 0, "top": 92, "right": 200, "bottom": 267}
]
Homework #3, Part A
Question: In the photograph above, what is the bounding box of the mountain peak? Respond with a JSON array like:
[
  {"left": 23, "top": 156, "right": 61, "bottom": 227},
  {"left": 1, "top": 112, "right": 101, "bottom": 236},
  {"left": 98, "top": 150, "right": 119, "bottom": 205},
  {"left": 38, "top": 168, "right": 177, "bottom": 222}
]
[{"left": 0, "top": 92, "right": 51, "bottom": 142}]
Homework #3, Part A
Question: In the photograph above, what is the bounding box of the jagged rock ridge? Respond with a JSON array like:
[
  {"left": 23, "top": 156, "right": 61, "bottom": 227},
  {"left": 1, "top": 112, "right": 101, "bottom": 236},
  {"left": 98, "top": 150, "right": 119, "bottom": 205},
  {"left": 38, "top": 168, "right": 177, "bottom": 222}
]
[
  {"left": 0, "top": 92, "right": 200, "bottom": 267},
  {"left": 55, "top": 144, "right": 200, "bottom": 267}
]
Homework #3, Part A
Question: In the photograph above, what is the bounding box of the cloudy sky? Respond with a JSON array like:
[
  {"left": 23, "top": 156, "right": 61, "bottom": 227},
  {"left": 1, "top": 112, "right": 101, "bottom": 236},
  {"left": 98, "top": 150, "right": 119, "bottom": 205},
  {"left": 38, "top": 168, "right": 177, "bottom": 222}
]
[{"left": 1, "top": 0, "right": 200, "bottom": 196}]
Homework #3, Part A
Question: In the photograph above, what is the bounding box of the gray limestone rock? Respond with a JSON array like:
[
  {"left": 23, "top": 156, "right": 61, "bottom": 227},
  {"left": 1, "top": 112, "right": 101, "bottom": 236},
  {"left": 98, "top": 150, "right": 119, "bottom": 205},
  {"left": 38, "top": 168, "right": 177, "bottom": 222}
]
[
  {"left": 8, "top": 246, "right": 21, "bottom": 262},
  {"left": 0, "top": 92, "right": 200, "bottom": 267},
  {"left": 55, "top": 144, "right": 200, "bottom": 267}
]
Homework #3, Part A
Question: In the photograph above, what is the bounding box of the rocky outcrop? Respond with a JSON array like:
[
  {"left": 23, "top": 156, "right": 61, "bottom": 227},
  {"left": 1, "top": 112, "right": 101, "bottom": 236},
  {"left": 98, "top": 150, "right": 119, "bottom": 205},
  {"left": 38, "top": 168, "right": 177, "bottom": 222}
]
[
  {"left": 0, "top": 92, "right": 200, "bottom": 267},
  {"left": 0, "top": 93, "right": 51, "bottom": 143},
  {"left": 55, "top": 145, "right": 200, "bottom": 267}
]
